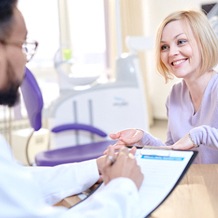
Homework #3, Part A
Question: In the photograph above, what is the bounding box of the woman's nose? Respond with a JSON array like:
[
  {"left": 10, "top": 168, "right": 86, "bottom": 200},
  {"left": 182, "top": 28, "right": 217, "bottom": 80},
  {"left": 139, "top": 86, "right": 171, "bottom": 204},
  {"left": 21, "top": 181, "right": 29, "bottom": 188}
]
[{"left": 169, "top": 45, "right": 179, "bottom": 56}]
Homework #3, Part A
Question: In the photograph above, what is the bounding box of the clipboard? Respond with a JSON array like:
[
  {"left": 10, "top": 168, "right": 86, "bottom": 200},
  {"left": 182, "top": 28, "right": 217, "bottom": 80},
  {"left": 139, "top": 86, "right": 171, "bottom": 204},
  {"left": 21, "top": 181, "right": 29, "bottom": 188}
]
[
  {"left": 135, "top": 147, "right": 198, "bottom": 217},
  {"left": 69, "top": 147, "right": 198, "bottom": 218}
]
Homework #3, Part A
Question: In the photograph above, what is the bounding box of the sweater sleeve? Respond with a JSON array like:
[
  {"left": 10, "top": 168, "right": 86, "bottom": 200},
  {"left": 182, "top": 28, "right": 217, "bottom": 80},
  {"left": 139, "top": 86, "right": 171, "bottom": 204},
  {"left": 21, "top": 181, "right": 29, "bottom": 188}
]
[
  {"left": 141, "top": 131, "right": 165, "bottom": 146},
  {"left": 189, "top": 125, "right": 218, "bottom": 148}
]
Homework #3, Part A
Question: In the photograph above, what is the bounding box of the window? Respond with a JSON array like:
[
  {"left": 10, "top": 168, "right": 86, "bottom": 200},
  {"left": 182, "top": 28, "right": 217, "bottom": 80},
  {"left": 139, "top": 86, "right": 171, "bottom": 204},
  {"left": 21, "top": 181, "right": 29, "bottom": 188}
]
[
  {"left": 18, "top": 0, "right": 107, "bottom": 77},
  {"left": 67, "top": 0, "right": 107, "bottom": 71},
  {"left": 18, "top": 0, "right": 60, "bottom": 68}
]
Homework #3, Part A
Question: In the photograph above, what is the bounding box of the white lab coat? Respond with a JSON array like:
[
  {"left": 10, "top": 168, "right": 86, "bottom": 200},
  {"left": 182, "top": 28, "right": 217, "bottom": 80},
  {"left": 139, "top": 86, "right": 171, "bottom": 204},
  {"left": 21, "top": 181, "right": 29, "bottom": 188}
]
[{"left": 0, "top": 135, "right": 140, "bottom": 218}]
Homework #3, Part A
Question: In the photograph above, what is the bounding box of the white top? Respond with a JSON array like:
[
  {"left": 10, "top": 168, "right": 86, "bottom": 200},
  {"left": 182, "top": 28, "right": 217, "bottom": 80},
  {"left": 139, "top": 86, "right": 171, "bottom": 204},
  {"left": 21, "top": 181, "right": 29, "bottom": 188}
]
[{"left": 0, "top": 135, "right": 140, "bottom": 218}]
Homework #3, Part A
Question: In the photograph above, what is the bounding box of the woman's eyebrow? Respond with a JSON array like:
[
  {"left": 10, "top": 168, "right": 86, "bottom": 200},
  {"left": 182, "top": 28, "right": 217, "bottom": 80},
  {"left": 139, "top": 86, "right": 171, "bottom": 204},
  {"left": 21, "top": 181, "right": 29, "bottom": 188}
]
[{"left": 161, "top": 33, "right": 185, "bottom": 43}]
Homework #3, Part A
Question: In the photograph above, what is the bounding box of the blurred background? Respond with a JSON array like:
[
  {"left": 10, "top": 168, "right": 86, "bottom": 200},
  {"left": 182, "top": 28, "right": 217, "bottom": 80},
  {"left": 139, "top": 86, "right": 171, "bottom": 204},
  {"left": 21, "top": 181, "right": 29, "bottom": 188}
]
[{"left": 1, "top": 0, "right": 217, "bottom": 165}]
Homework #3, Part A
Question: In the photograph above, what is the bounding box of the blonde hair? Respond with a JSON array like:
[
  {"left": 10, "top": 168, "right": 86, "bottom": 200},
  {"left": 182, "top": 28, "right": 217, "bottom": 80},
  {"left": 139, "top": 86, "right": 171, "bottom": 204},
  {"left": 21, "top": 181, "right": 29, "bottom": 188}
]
[{"left": 155, "top": 10, "right": 218, "bottom": 83}]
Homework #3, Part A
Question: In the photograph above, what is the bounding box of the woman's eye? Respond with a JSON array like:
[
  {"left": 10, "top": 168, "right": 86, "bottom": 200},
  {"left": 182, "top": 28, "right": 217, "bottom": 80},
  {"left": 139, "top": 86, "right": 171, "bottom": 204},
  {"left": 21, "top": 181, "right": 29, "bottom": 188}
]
[
  {"left": 161, "top": 45, "right": 169, "bottom": 51},
  {"left": 178, "top": 39, "right": 187, "bottom": 45}
]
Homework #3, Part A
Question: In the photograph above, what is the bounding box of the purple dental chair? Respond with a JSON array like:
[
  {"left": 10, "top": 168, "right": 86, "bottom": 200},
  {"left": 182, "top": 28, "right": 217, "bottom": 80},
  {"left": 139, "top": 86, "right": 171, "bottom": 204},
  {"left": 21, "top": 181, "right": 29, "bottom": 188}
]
[{"left": 20, "top": 67, "right": 114, "bottom": 166}]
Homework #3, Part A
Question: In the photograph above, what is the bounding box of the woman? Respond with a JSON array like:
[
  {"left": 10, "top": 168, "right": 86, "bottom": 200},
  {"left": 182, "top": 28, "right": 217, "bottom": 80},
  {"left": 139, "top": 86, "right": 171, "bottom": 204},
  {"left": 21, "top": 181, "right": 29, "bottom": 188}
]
[{"left": 110, "top": 10, "right": 218, "bottom": 164}]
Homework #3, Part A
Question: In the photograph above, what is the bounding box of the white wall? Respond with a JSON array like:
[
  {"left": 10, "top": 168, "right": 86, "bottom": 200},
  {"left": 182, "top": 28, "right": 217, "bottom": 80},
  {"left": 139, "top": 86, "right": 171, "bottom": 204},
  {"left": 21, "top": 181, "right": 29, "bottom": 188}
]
[{"left": 143, "top": 0, "right": 216, "bottom": 119}]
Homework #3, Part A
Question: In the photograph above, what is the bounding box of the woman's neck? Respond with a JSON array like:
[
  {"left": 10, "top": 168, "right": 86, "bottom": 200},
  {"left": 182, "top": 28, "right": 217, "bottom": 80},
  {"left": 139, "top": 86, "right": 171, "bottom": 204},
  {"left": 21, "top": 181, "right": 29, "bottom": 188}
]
[{"left": 185, "top": 70, "right": 215, "bottom": 113}]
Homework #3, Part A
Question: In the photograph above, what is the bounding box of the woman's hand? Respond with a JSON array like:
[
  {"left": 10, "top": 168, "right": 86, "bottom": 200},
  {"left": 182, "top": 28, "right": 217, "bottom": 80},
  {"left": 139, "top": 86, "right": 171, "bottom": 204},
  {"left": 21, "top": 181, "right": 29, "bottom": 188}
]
[
  {"left": 109, "top": 129, "right": 144, "bottom": 149},
  {"left": 170, "top": 134, "right": 198, "bottom": 150}
]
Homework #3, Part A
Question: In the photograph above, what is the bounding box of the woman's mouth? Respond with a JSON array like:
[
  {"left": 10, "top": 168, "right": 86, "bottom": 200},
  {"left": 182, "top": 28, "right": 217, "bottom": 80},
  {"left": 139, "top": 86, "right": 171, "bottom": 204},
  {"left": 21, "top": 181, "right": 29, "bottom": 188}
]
[{"left": 171, "top": 59, "right": 187, "bottom": 66}]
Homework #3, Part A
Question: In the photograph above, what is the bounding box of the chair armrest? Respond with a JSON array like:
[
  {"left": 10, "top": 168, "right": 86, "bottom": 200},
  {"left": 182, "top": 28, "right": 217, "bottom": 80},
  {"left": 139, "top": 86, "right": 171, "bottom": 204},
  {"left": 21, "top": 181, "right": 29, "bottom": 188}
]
[{"left": 51, "top": 123, "right": 107, "bottom": 138}]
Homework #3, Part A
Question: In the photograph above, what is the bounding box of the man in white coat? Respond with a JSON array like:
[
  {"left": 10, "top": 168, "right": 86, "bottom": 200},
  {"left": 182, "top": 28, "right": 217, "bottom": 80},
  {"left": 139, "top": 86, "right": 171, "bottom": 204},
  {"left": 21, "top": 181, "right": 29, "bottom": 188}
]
[{"left": 0, "top": 0, "right": 144, "bottom": 217}]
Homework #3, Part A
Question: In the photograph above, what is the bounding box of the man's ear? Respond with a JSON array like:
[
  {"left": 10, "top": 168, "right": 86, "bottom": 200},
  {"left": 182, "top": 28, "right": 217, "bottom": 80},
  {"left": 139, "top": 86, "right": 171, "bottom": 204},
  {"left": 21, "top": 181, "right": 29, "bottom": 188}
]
[
  {"left": 0, "top": 42, "right": 6, "bottom": 63},
  {"left": 0, "top": 42, "right": 7, "bottom": 87}
]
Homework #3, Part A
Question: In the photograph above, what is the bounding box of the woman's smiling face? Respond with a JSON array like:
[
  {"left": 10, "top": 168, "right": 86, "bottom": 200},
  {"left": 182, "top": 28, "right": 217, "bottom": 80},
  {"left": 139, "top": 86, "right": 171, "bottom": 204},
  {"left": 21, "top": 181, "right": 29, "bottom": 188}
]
[{"left": 160, "top": 20, "right": 201, "bottom": 80}]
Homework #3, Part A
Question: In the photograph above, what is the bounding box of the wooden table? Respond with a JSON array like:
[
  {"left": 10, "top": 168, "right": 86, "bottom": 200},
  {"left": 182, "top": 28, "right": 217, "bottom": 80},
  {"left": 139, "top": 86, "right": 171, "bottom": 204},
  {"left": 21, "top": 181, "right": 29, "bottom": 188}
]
[
  {"left": 58, "top": 164, "right": 218, "bottom": 218},
  {"left": 151, "top": 164, "right": 218, "bottom": 218}
]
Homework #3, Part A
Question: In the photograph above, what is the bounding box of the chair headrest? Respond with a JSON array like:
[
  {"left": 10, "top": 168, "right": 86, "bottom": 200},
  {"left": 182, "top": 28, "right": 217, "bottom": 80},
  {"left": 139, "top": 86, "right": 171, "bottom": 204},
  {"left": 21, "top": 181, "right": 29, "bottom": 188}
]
[{"left": 20, "top": 67, "right": 44, "bottom": 131}]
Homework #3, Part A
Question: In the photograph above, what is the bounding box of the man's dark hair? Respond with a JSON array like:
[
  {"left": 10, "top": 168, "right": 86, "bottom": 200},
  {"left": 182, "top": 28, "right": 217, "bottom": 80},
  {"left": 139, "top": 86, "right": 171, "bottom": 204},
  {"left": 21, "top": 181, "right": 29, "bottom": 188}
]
[
  {"left": 0, "top": 0, "right": 17, "bottom": 40},
  {"left": 0, "top": 0, "right": 20, "bottom": 108}
]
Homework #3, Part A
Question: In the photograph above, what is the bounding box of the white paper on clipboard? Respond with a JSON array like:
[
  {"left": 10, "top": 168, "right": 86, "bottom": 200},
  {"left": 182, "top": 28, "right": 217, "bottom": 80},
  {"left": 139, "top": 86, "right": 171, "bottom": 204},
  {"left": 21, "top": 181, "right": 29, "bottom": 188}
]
[{"left": 134, "top": 148, "right": 197, "bottom": 218}]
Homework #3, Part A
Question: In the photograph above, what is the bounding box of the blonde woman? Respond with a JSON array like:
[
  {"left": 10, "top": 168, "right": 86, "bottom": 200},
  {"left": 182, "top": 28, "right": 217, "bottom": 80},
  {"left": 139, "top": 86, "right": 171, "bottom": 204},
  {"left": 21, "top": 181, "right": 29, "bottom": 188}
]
[{"left": 110, "top": 10, "right": 218, "bottom": 164}]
